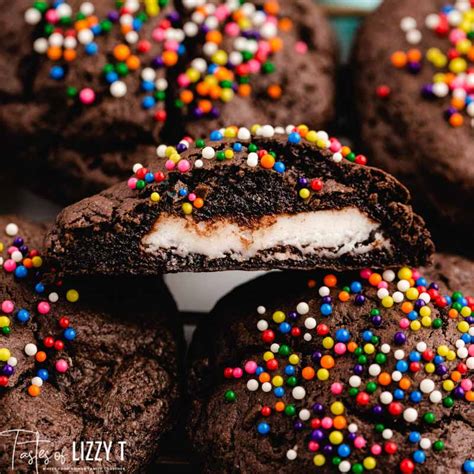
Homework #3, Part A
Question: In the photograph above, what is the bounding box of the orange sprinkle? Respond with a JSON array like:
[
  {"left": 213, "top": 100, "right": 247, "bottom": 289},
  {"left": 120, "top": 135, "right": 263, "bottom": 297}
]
[
  {"left": 333, "top": 416, "right": 347, "bottom": 430},
  {"left": 23, "top": 258, "right": 33, "bottom": 269},
  {"left": 121, "top": 24, "right": 133, "bottom": 34},
  {"left": 279, "top": 18, "right": 293, "bottom": 32},
  {"left": 196, "top": 82, "right": 210, "bottom": 97},
  {"left": 407, "top": 48, "right": 422, "bottom": 63},
  {"left": 267, "top": 84, "right": 282, "bottom": 99},
  {"left": 324, "top": 274, "right": 337, "bottom": 287},
  {"left": 347, "top": 341, "right": 358, "bottom": 353},
  {"left": 338, "top": 291, "right": 350, "bottom": 302},
  {"left": 465, "top": 391, "right": 474, "bottom": 402},
  {"left": 391, "top": 51, "right": 407, "bottom": 68},
  {"left": 193, "top": 198, "right": 204, "bottom": 209},
  {"left": 368, "top": 273, "right": 382, "bottom": 286},
  {"left": 113, "top": 44, "right": 130, "bottom": 61},
  {"left": 63, "top": 49, "right": 77, "bottom": 62},
  {"left": 259, "top": 372, "right": 270, "bottom": 383},
  {"left": 87, "top": 15, "right": 99, "bottom": 27},
  {"left": 209, "top": 85, "right": 222, "bottom": 100},
  {"left": 162, "top": 50, "right": 178, "bottom": 67},
  {"left": 238, "top": 84, "right": 252, "bottom": 97},
  {"left": 320, "top": 355, "right": 335, "bottom": 369},
  {"left": 74, "top": 19, "right": 89, "bottom": 31},
  {"left": 307, "top": 279, "right": 316, "bottom": 289},
  {"left": 448, "top": 308, "right": 458, "bottom": 319},
  {"left": 275, "top": 401, "right": 285, "bottom": 412},
  {"left": 378, "top": 372, "right": 391, "bottom": 386},
  {"left": 28, "top": 385, "right": 41, "bottom": 397},
  {"left": 126, "top": 55, "right": 140, "bottom": 70},
  {"left": 180, "top": 90, "right": 194, "bottom": 104},
  {"left": 269, "top": 37, "right": 283, "bottom": 53},
  {"left": 198, "top": 100, "right": 212, "bottom": 114},
  {"left": 449, "top": 113, "right": 463, "bottom": 127},
  {"left": 451, "top": 371, "right": 461, "bottom": 382},
  {"left": 399, "top": 377, "right": 411, "bottom": 390},
  {"left": 302, "top": 367, "right": 315, "bottom": 380},
  {"left": 296, "top": 125, "right": 309, "bottom": 137},
  {"left": 341, "top": 146, "right": 351, "bottom": 157},
  {"left": 260, "top": 154, "right": 276, "bottom": 169},
  {"left": 451, "top": 97, "right": 465, "bottom": 110},
  {"left": 401, "top": 302, "right": 414, "bottom": 314},
  {"left": 35, "top": 351, "right": 47, "bottom": 363},
  {"left": 47, "top": 46, "right": 62, "bottom": 61},
  {"left": 264, "top": 0, "right": 280, "bottom": 15},
  {"left": 206, "top": 30, "right": 222, "bottom": 44}
]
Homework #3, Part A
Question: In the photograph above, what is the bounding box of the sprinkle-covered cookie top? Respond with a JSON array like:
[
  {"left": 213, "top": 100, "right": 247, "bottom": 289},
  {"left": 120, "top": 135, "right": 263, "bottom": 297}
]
[
  {"left": 128, "top": 124, "right": 368, "bottom": 215},
  {"left": 210, "top": 266, "right": 474, "bottom": 472},
  {"left": 387, "top": 0, "right": 474, "bottom": 128},
  {"left": 0, "top": 219, "right": 79, "bottom": 397},
  {"left": 25, "top": 0, "right": 309, "bottom": 122}
]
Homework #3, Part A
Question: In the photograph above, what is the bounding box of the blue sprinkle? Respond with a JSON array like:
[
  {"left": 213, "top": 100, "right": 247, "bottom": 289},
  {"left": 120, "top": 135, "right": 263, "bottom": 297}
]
[
  {"left": 85, "top": 42, "right": 98, "bottom": 55},
  {"left": 210, "top": 130, "right": 223, "bottom": 141},
  {"left": 463, "top": 460, "right": 474, "bottom": 472},
  {"left": 362, "top": 330, "right": 373, "bottom": 342},
  {"left": 408, "top": 431, "right": 421, "bottom": 443},
  {"left": 35, "top": 283, "right": 45, "bottom": 294},
  {"left": 64, "top": 328, "right": 76, "bottom": 341},
  {"left": 288, "top": 132, "right": 301, "bottom": 144},
  {"left": 14, "top": 266, "right": 28, "bottom": 279},
  {"left": 350, "top": 281, "right": 362, "bottom": 293},
  {"left": 320, "top": 304, "right": 332, "bottom": 316},
  {"left": 279, "top": 322, "right": 291, "bottom": 334},
  {"left": 396, "top": 360, "right": 408, "bottom": 372},
  {"left": 257, "top": 422, "right": 270, "bottom": 435},
  {"left": 50, "top": 66, "right": 65, "bottom": 80},
  {"left": 16, "top": 309, "right": 30, "bottom": 323},
  {"left": 142, "top": 96, "right": 156, "bottom": 109},
  {"left": 141, "top": 80, "right": 155, "bottom": 92},
  {"left": 413, "top": 450, "right": 426, "bottom": 464},
  {"left": 285, "top": 365, "right": 295, "bottom": 376},
  {"left": 409, "top": 390, "right": 422, "bottom": 403},
  {"left": 37, "top": 369, "right": 49, "bottom": 381},
  {"left": 393, "top": 389, "right": 405, "bottom": 400},
  {"left": 178, "top": 188, "right": 188, "bottom": 197},
  {"left": 105, "top": 71, "right": 119, "bottom": 83},
  {"left": 145, "top": 172, "right": 155, "bottom": 183},
  {"left": 337, "top": 444, "right": 351, "bottom": 458},
  {"left": 274, "top": 387, "right": 285, "bottom": 398},
  {"left": 233, "top": 143, "right": 242, "bottom": 152},
  {"left": 273, "top": 162, "right": 285, "bottom": 173},
  {"left": 335, "top": 328, "right": 350, "bottom": 342}
]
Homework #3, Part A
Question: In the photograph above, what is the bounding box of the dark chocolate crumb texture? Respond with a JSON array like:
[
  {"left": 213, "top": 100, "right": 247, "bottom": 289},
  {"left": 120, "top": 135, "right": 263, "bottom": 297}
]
[
  {"left": 47, "top": 124, "right": 434, "bottom": 275},
  {"left": 0, "top": 216, "right": 182, "bottom": 472},
  {"left": 353, "top": 0, "right": 474, "bottom": 254},
  {"left": 188, "top": 255, "right": 474, "bottom": 473},
  {"left": 1, "top": 0, "right": 336, "bottom": 202}
]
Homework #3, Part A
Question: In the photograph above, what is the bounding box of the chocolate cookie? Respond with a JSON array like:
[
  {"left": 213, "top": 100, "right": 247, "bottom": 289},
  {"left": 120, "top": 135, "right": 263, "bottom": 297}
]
[
  {"left": 188, "top": 255, "right": 474, "bottom": 473},
  {"left": 0, "top": 216, "right": 182, "bottom": 472},
  {"left": 353, "top": 0, "right": 474, "bottom": 255},
  {"left": 46, "top": 124, "right": 434, "bottom": 275},
  {"left": 1, "top": 0, "right": 336, "bottom": 203}
]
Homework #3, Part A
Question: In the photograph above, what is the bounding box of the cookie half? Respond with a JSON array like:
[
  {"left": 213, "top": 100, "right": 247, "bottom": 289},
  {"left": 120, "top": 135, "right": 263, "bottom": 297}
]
[
  {"left": 46, "top": 124, "right": 434, "bottom": 275},
  {"left": 188, "top": 255, "right": 474, "bottom": 472},
  {"left": 0, "top": 216, "right": 182, "bottom": 472},
  {"left": 353, "top": 0, "right": 474, "bottom": 254}
]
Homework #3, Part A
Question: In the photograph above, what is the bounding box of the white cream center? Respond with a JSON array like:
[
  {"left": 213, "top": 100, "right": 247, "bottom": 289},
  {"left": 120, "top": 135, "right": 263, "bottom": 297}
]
[{"left": 141, "top": 207, "right": 390, "bottom": 261}]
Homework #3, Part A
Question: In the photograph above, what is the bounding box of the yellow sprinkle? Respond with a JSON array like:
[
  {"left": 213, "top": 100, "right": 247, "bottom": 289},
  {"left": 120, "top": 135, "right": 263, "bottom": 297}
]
[
  {"left": 363, "top": 457, "right": 377, "bottom": 470},
  {"left": 410, "top": 320, "right": 421, "bottom": 331},
  {"left": 182, "top": 203, "right": 193, "bottom": 215},
  {"left": 272, "top": 375, "right": 283, "bottom": 387},
  {"left": 322, "top": 337, "right": 334, "bottom": 349},
  {"left": 313, "top": 454, "right": 325, "bottom": 466},
  {"left": 421, "top": 316, "right": 432, "bottom": 327},
  {"left": 66, "top": 289, "right": 79, "bottom": 303},
  {"left": 289, "top": 354, "right": 299, "bottom": 365},
  {"left": 329, "top": 430, "right": 343, "bottom": 445},
  {"left": 32, "top": 256, "right": 43, "bottom": 268},
  {"left": 272, "top": 311, "right": 285, "bottom": 323},
  {"left": 150, "top": 192, "right": 161, "bottom": 202},
  {"left": 442, "top": 380, "right": 454, "bottom": 392},
  {"left": 382, "top": 296, "right": 394, "bottom": 308},
  {"left": 330, "top": 401, "right": 344, "bottom": 415},
  {"left": 398, "top": 267, "right": 412, "bottom": 280},
  {"left": 317, "top": 368, "right": 329, "bottom": 381},
  {"left": 0, "top": 316, "right": 10, "bottom": 328},
  {"left": 0, "top": 348, "right": 11, "bottom": 362},
  {"left": 299, "top": 188, "right": 310, "bottom": 199},
  {"left": 263, "top": 351, "right": 274, "bottom": 362}
]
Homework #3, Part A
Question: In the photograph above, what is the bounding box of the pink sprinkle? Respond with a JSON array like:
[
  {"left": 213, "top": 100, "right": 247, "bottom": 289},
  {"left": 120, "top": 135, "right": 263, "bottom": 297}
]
[
  {"left": 3, "top": 260, "right": 16, "bottom": 273},
  {"left": 244, "top": 361, "right": 257, "bottom": 374},
  {"left": 79, "top": 88, "right": 95, "bottom": 105},
  {"left": 152, "top": 28, "right": 165, "bottom": 42},
  {"left": 188, "top": 193, "right": 197, "bottom": 202},
  {"left": 55, "top": 359, "right": 68, "bottom": 373},
  {"left": 321, "top": 417, "right": 333, "bottom": 429},
  {"left": 334, "top": 343, "right": 346, "bottom": 355},
  {"left": 233, "top": 368, "right": 243, "bottom": 378},
  {"left": 177, "top": 73, "right": 190, "bottom": 88},
  {"left": 45, "top": 9, "right": 59, "bottom": 24},
  {"left": 331, "top": 382, "right": 343, "bottom": 394},
  {"left": 360, "top": 268, "right": 372, "bottom": 279},
  {"left": 412, "top": 269, "right": 420, "bottom": 280},
  {"left": 354, "top": 436, "right": 366, "bottom": 449},
  {"left": 371, "top": 444, "right": 382, "bottom": 455},
  {"left": 399, "top": 318, "right": 410, "bottom": 329},
  {"left": 177, "top": 159, "right": 191, "bottom": 173},
  {"left": 165, "top": 160, "right": 176, "bottom": 171},
  {"left": 378, "top": 281, "right": 388, "bottom": 289},
  {"left": 1, "top": 300, "right": 14, "bottom": 314},
  {"left": 224, "top": 22, "right": 239, "bottom": 37},
  {"left": 308, "top": 441, "right": 319, "bottom": 452},
  {"left": 7, "top": 246, "right": 18, "bottom": 255},
  {"left": 164, "top": 40, "right": 179, "bottom": 51},
  {"left": 329, "top": 138, "right": 342, "bottom": 152},
  {"left": 247, "top": 59, "right": 261, "bottom": 73},
  {"left": 449, "top": 28, "right": 466, "bottom": 44},
  {"left": 127, "top": 177, "right": 137, "bottom": 190},
  {"left": 37, "top": 301, "right": 50, "bottom": 315},
  {"left": 215, "top": 5, "right": 230, "bottom": 21},
  {"left": 295, "top": 41, "right": 308, "bottom": 54},
  {"left": 461, "top": 379, "right": 472, "bottom": 391},
  {"left": 468, "top": 345, "right": 474, "bottom": 356}
]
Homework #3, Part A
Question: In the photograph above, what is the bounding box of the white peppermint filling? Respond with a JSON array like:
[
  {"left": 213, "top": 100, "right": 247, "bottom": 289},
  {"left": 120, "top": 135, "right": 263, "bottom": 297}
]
[{"left": 141, "top": 207, "right": 390, "bottom": 261}]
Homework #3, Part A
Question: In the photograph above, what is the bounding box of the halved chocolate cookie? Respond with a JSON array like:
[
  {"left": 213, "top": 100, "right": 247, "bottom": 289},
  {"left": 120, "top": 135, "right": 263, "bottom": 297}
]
[{"left": 47, "top": 124, "right": 433, "bottom": 275}]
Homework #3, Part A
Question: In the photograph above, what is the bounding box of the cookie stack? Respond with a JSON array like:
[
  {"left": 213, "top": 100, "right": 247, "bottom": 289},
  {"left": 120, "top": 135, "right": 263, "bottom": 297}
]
[{"left": 0, "top": 0, "right": 473, "bottom": 473}]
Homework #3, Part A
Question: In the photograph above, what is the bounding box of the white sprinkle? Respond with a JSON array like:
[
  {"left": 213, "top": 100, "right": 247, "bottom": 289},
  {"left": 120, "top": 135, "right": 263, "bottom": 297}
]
[
  {"left": 141, "top": 67, "right": 156, "bottom": 82},
  {"left": 32, "top": 376, "right": 43, "bottom": 387},
  {"left": 48, "top": 292, "right": 59, "bottom": 303},
  {"left": 247, "top": 379, "right": 259, "bottom": 391},
  {"left": 24, "top": 8, "right": 42, "bottom": 25},
  {"left": 299, "top": 409, "right": 311, "bottom": 421},
  {"left": 400, "top": 16, "right": 417, "bottom": 32},
  {"left": 24, "top": 343, "right": 37, "bottom": 357},
  {"left": 110, "top": 81, "right": 127, "bottom": 98},
  {"left": 420, "top": 438, "right": 432, "bottom": 450},
  {"left": 292, "top": 386, "right": 306, "bottom": 400},
  {"left": 382, "top": 429, "right": 393, "bottom": 440},
  {"left": 237, "top": 127, "right": 251, "bottom": 141},
  {"left": 304, "top": 317, "right": 316, "bottom": 330},
  {"left": 296, "top": 302, "right": 309, "bottom": 315},
  {"left": 7, "top": 357, "right": 17, "bottom": 367},
  {"left": 286, "top": 449, "right": 297, "bottom": 461},
  {"left": 257, "top": 319, "right": 268, "bottom": 331},
  {"left": 247, "top": 152, "right": 258, "bottom": 167},
  {"left": 5, "top": 223, "right": 19, "bottom": 237},
  {"left": 406, "top": 29, "right": 422, "bottom": 44},
  {"left": 382, "top": 269, "right": 395, "bottom": 282},
  {"left": 133, "top": 163, "right": 143, "bottom": 173},
  {"left": 202, "top": 147, "right": 215, "bottom": 159},
  {"left": 403, "top": 407, "right": 418, "bottom": 422},
  {"left": 33, "top": 38, "right": 48, "bottom": 54}
]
